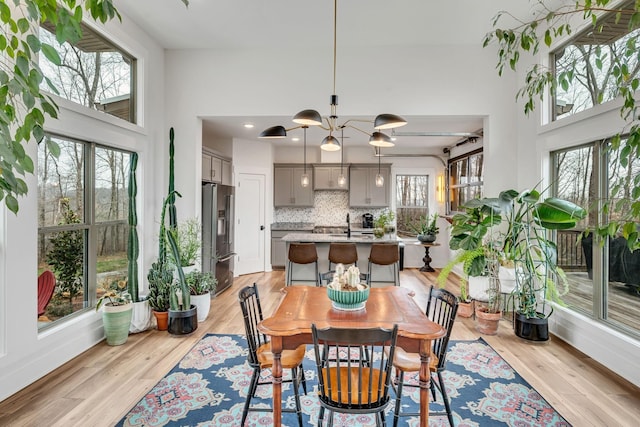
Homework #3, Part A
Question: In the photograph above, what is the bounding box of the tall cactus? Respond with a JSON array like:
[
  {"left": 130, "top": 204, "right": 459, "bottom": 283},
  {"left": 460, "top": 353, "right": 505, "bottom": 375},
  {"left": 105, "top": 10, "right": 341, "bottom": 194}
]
[
  {"left": 127, "top": 152, "right": 140, "bottom": 302},
  {"left": 168, "top": 127, "right": 177, "bottom": 229}
]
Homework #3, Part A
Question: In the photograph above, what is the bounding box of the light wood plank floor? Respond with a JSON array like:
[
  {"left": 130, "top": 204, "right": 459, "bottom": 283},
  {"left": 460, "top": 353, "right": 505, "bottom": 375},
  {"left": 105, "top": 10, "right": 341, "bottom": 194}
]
[{"left": 1, "top": 269, "right": 639, "bottom": 426}]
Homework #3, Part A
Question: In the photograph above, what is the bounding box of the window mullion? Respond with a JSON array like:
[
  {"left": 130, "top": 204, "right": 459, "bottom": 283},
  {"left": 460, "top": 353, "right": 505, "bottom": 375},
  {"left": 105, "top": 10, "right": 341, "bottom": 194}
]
[{"left": 86, "top": 143, "right": 97, "bottom": 305}]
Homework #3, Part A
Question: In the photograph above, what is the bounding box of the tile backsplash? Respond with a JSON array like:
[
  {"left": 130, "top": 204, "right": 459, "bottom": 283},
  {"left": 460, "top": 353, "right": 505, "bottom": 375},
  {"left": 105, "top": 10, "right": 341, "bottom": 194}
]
[{"left": 274, "top": 191, "right": 388, "bottom": 226}]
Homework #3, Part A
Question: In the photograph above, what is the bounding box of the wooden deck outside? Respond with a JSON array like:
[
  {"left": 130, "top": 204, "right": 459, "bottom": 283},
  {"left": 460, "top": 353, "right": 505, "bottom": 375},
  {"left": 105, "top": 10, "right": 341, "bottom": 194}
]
[{"left": 564, "top": 271, "right": 640, "bottom": 332}]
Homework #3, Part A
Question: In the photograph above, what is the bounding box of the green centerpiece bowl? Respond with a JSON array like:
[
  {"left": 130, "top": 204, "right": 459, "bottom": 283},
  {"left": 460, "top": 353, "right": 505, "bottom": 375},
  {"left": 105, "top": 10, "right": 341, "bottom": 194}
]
[{"left": 327, "top": 284, "right": 369, "bottom": 310}]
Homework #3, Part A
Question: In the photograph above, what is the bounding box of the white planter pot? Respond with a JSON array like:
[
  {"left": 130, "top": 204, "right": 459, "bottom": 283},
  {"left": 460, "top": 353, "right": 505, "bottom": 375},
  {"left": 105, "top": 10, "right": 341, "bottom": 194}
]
[
  {"left": 129, "top": 300, "right": 152, "bottom": 333},
  {"left": 469, "top": 266, "right": 517, "bottom": 301},
  {"left": 190, "top": 292, "right": 211, "bottom": 322}
]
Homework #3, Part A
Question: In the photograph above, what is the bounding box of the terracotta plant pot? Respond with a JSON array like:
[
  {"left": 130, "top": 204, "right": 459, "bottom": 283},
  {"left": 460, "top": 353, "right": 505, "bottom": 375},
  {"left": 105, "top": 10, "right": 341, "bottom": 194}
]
[
  {"left": 457, "top": 300, "right": 474, "bottom": 318},
  {"left": 152, "top": 310, "right": 169, "bottom": 331},
  {"left": 475, "top": 305, "right": 501, "bottom": 335}
]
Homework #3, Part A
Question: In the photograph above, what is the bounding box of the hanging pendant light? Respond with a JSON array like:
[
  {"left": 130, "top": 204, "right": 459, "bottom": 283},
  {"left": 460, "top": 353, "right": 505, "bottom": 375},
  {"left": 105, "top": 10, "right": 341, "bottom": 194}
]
[
  {"left": 375, "top": 147, "right": 384, "bottom": 187},
  {"left": 301, "top": 126, "right": 310, "bottom": 187},
  {"left": 259, "top": 0, "right": 406, "bottom": 148},
  {"left": 337, "top": 128, "right": 346, "bottom": 187}
]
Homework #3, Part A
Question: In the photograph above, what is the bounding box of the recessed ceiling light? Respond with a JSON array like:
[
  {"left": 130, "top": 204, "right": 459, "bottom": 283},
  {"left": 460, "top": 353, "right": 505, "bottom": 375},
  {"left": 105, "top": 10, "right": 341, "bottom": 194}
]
[
  {"left": 391, "top": 136, "right": 397, "bottom": 142},
  {"left": 291, "top": 137, "right": 300, "bottom": 142},
  {"left": 243, "top": 123, "right": 254, "bottom": 129}
]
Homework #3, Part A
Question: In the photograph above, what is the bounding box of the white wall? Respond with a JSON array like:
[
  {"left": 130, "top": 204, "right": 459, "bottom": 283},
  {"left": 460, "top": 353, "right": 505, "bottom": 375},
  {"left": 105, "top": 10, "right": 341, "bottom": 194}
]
[{"left": 0, "top": 15, "right": 167, "bottom": 401}]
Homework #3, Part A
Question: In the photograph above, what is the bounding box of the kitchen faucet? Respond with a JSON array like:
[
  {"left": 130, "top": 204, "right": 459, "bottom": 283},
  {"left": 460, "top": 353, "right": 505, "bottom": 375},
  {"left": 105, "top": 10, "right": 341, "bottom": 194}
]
[{"left": 346, "top": 213, "right": 351, "bottom": 238}]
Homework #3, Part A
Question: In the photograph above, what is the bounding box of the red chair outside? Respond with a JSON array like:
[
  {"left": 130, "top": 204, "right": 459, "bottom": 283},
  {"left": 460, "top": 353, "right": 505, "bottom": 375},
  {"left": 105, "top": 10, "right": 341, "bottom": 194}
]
[{"left": 38, "top": 270, "right": 56, "bottom": 317}]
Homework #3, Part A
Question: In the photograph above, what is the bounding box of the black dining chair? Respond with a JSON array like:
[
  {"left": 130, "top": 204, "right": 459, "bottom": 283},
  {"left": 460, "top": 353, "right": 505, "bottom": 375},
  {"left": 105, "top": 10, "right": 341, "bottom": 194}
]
[
  {"left": 311, "top": 323, "right": 399, "bottom": 427},
  {"left": 238, "top": 283, "right": 307, "bottom": 427},
  {"left": 391, "top": 286, "right": 459, "bottom": 427}
]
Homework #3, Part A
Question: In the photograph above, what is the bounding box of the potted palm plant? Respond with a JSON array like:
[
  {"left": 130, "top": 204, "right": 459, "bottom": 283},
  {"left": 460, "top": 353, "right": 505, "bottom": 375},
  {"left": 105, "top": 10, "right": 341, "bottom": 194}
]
[{"left": 186, "top": 270, "right": 217, "bottom": 322}]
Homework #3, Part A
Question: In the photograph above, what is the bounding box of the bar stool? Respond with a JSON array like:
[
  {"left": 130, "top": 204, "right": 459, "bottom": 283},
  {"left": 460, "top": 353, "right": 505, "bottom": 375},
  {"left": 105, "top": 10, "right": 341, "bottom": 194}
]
[
  {"left": 319, "top": 242, "right": 369, "bottom": 285},
  {"left": 286, "top": 243, "right": 320, "bottom": 286},
  {"left": 368, "top": 242, "right": 400, "bottom": 286}
]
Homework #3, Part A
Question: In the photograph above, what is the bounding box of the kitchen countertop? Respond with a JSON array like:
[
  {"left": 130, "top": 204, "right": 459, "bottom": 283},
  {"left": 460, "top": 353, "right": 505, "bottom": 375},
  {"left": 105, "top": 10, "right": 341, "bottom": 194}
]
[
  {"left": 281, "top": 232, "right": 401, "bottom": 244},
  {"left": 271, "top": 222, "right": 314, "bottom": 231}
]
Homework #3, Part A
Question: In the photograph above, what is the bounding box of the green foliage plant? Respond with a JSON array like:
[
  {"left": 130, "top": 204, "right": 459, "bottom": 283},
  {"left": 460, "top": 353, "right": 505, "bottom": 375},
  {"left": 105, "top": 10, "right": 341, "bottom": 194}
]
[
  {"left": 410, "top": 213, "right": 439, "bottom": 236},
  {"left": 0, "top": 0, "right": 120, "bottom": 214},
  {"left": 127, "top": 152, "right": 139, "bottom": 302},
  {"left": 185, "top": 270, "right": 217, "bottom": 295},
  {"left": 146, "top": 261, "right": 172, "bottom": 312},
  {"left": 374, "top": 209, "right": 395, "bottom": 229},
  {"left": 483, "top": 0, "right": 640, "bottom": 250},
  {"left": 439, "top": 187, "right": 586, "bottom": 318},
  {"left": 170, "top": 218, "right": 200, "bottom": 267},
  {"left": 95, "top": 279, "right": 131, "bottom": 311},
  {"left": 45, "top": 198, "right": 83, "bottom": 306}
]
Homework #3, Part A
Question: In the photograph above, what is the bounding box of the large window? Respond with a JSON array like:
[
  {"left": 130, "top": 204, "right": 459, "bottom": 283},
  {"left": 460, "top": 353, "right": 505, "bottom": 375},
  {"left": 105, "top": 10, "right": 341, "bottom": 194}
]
[
  {"left": 552, "top": 1, "right": 640, "bottom": 120},
  {"left": 37, "top": 135, "right": 133, "bottom": 329},
  {"left": 448, "top": 149, "right": 483, "bottom": 213},
  {"left": 396, "top": 175, "right": 429, "bottom": 236},
  {"left": 553, "top": 140, "right": 640, "bottom": 337},
  {"left": 39, "top": 21, "right": 136, "bottom": 123}
]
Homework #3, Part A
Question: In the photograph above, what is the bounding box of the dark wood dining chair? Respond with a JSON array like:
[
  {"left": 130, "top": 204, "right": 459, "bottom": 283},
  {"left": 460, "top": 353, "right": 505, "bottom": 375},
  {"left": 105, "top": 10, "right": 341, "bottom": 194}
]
[
  {"left": 391, "top": 287, "right": 459, "bottom": 427},
  {"left": 238, "top": 283, "right": 307, "bottom": 427},
  {"left": 312, "top": 323, "right": 398, "bottom": 427}
]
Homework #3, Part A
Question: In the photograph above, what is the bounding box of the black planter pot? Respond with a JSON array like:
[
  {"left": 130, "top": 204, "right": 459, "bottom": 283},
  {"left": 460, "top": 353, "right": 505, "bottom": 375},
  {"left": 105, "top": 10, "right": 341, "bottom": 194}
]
[
  {"left": 514, "top": 312, "right": 549, "bottom": 341},
  {"left": 168, "top": 305, "right": 198, "bottom": 335}
]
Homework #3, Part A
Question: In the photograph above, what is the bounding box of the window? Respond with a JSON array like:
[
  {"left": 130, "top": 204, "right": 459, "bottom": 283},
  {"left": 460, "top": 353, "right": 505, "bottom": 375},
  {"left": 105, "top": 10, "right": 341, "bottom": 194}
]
[
  {"left": 448, "top": 149, "right": 483, "bottom": 213},
  {"left": 396, "top": 175, "right": 429, "bottom": 236},
  {"left": 553, "top": 140, "right": 640, "bottom": 337},
  {"left": 551, "top": 1, "right": 640, "bottom": 120},
  {"left": 37, "top": 134, "right": 133, "bottom": 329},
  {"left": 38, "top": 21, "right": 136, "bottom": 123}
]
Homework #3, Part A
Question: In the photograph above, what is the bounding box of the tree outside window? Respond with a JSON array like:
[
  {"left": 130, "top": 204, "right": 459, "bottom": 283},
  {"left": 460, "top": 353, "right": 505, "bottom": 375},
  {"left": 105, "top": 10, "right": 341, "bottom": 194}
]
[{"left": 396, "top": 175, "right": 429, "bottom": 236}]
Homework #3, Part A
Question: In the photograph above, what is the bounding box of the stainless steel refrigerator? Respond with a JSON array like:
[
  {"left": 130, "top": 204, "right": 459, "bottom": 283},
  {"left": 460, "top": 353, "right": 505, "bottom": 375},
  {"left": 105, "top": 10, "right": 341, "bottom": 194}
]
[{"left": 202, "top": 183, "right": 235, "bottom": 295}]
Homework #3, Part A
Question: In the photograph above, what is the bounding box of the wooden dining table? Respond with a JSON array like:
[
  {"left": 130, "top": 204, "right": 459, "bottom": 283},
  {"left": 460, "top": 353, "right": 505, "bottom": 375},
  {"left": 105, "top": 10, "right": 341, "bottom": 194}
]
[{"left": 258, "top": 285, "right": 446, "bottom": 427}]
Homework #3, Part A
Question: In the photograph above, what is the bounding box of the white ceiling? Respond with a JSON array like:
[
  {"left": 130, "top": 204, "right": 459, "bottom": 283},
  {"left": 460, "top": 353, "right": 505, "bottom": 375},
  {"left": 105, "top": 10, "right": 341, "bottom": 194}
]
[{"left": 114, "top": 0, "right": 537, "bottom": 149}]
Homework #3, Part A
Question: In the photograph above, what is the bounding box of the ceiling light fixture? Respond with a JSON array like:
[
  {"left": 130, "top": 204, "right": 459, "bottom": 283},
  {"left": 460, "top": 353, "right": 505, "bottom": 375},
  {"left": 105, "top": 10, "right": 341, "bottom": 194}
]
[
  {"left": 375, "top": 147, "right": 384, "bottom": 187},
  {"left": 337, "top": 128, "right": 346, "bottom": 187},
  {"left": 301, "top": 126, "right": 310, "bottom": 187},
  {"left": 258, "top": 0, "right": 406, "bottom": 148},
  {"left": 243, "top": 123, "right": 254, "bottom": 129}
]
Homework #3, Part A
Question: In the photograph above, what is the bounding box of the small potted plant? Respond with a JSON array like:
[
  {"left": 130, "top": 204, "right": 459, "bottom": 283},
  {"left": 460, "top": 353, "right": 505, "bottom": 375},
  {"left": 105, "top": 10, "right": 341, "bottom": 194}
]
[
  {"left": 96, "top": 280, "right": 132, "bottom": 346},
  {"left": 410, "top": 213, "right": 439, "bottom": 243},
  {"left": 146, "top": 261, "right": 173, "bottom": 330},
  {"left": 186, "top": 270, "right": 217, "bottom": 322},
  {"left": 374, "top": 209, "right": 395, "bottom": 238}
]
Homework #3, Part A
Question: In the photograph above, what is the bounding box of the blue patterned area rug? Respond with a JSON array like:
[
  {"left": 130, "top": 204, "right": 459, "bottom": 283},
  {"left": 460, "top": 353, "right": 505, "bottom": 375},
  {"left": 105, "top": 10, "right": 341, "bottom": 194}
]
[{"left": 117, "top": 334, "right": 571, "bottom": 427}]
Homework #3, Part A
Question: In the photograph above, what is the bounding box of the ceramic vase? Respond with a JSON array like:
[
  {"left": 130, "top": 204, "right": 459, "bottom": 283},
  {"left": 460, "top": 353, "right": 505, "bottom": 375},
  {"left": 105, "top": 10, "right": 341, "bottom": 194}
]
[
  {"left": 102, "top": 303, "right": 133, "bottom": 345},
  {"left": 129, "top": 300, "right": 152, "bottom": 333},
  {"left": 190, "top": 292, "right": 211, "bottom": 322},
  {"left": 168, "top": 305, "right": 198, "bottom": 335}
]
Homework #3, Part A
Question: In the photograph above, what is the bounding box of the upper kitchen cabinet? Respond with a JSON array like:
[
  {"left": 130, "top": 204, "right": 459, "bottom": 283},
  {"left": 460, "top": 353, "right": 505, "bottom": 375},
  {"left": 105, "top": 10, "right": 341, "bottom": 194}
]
[
  {"left": 349, "top": 164, "right": 391, "bottom": 207},
  {"left": 202, "top": 150, "right": 232, "bottom": 185},
  {"left": 313, "top": 164, "right": 349, "bottom": 190},
  {"left": 274, "top": 164, "right": 314, "bottom": 207}
]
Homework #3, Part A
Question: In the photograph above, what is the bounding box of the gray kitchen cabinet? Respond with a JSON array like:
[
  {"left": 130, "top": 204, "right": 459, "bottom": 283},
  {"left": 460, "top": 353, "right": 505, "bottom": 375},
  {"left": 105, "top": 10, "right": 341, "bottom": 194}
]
[
  {"left": 202, "top": 151, "right": 229, "bottom": 184},
  {"left": 271, "top": 230, "right": 289, "bottom": 268},
  {"left": 274, "top": 165, "right": 314, "bottom": 206},
  {"left": 221, "top": 159, "right": 232, "bottom": 185},
  {"left": 313, "top": 164, "right": 349, "bottom": 190},
  {"left": 349, "top": 164, "right": 391, "bottom": 207}
]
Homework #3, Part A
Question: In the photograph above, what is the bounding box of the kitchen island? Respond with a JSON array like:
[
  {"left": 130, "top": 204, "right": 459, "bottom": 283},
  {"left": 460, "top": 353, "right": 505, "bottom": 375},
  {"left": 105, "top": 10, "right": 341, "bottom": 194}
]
[{"left": 281, "top": 232, "right": 403, "bottom": 286}]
